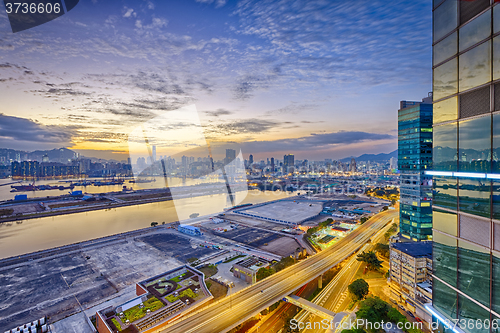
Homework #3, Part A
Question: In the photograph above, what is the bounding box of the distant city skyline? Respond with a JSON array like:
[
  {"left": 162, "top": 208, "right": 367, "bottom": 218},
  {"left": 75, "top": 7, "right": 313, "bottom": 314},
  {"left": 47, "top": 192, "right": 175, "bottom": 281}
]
[{"left": 0, "top": 0, "right": 431, "bottom": 160}]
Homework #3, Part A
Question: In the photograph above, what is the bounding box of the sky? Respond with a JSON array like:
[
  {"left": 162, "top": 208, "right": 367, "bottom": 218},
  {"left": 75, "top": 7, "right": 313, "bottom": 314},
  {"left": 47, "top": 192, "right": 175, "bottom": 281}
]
[{"left": 0, "top": 0, "right": 432, "bottom": 161}]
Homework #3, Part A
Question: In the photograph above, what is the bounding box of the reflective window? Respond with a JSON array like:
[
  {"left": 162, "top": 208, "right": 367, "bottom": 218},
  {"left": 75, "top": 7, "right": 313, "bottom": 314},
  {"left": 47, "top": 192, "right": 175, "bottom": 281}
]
[
  {"left": 434, "top": 0, "right": 458, "bottom": 42},
  {"left": 434, "top": 32, "right": 457, "bottom": 66},
  {"left": 458, "top": 116, "right": 491, "bottom": 173},
  {"left": 459, "top": 9, "right": 491, "bottom": 52},
  {"left": 434, "top": 122, "right": 457, "bottom": 171},
  {"left": 493, "top": 114, "right": 500, "bottom": 173},
  {"left": 433, "top": 209, "right": 458, "bottom": 236},
  {"left": 495, "top": 4, "right": 500, "bottom": 33},
  {"left": 434, "top": 58, "right": 458, "bottom": 100},
  {"left": 495, "top": 37, "right": 500, "bottom": 82},
  {"left": 433, "top": 233, "right": 457, "bottom": 288},
  {"left": 493, "top": 182, "right": 500, "bottom": 220},
  {"left": 458, "top": 295, "right": 490, "bottom": 333},
  {"left": 458, "top": 242, "right": 491, "bottom": 309},
  {"left": 434, "top": 97, "right": 457, "bottom": 124},
  {"left": 459, "top": 41, "right": 491, "bottom": 92},
  {"left": 434, "top": 176, "right": 458, "bottom": 210},
  {"left": 493, "top": 253, "right": 500, "bottom": 315},
  {"left": 459, "top": 179, "right": 491, "bottom": 218},
  {"left": 434, "top": 279, "right": 458, "bottom": 320}
]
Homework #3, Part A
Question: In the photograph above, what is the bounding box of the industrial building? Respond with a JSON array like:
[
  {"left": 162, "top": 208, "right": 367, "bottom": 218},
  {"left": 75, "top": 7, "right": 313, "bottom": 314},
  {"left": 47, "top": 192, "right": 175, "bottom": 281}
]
[
  {"left": 233, "top": 256, "right": 270, "bottom": 284},
  {"left": 178, "top": 224, "right": 202, "bottom": 236},
  {"left": 95, "top": 266, "right": 212, "bottom": 333},
  {"left": 389, "top": 241, "right": 432, "bottom": 323},
  {"left": 398, "top": 97, "right": 433, "bottom": 241},
  {"left": 430, "top": 0, "right": 500, "bottom": 329}
]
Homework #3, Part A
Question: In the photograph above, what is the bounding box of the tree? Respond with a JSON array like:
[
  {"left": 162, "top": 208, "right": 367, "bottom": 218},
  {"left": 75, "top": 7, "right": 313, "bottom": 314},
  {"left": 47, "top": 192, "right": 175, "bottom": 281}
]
[
  {"left": 360, "top": 216, "right": 369, "bottom": 224},
  {"left": 382, "top": 206, "right": 388, "bottom": 211},
  {"left": 391, "top": 199, "right": 396, "bottom": 206},
  {"left": 348, "top": 279, "right": 369, "bottom": 301},
  {"left": 284, "top": 318, "right": 300, "bottom": 332},
  {"left": 256, "top": 267, "right": 275, "bottom": 281},
  {"left": 187, "top": 257, "right": 198, "bottom": 264},
  {"left": 151, "top": 222, "right": 158, "bottom": 227},
  {"left": 356, "top": 296, "right": 390, "bottom": 325},
  {"left": 374, "top": 243, "right": 390, "bottom": 258},
  {"left": 356, "top": 251, "right": 383, "bottom": 271}
]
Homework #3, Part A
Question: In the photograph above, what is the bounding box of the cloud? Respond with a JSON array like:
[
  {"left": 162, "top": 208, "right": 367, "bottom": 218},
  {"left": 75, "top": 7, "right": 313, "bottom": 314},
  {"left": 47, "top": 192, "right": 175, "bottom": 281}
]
[
  {"left": 237, "top": 131, "right": 394, "bottom": 153},
  {"left": 204, "top": 109, "right": 234, "bottom": 117},
  {"left": 123, "top": 7, "right": 136, "bottom": 18},
  {"left": 0, "top": 114, "right": 77, "bottom": 149},
  {"left": 206, "top": 118, "right": 280, "bottom": 136}
]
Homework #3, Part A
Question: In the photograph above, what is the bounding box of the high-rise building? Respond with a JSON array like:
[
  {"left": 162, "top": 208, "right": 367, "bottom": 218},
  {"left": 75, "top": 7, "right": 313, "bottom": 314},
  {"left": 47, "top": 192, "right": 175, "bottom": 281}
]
[
  {"left": 350, "top": 158, "right": 357, "bottom": 172},
  {"left": 248, "top": 154, "right": 254, "bottom": 166},
  {"left": 283, "top": 154, "right": 294, "bottom": 174},
  {"left": 152, "top": 145, "right": 156, "bottom": 162},
  {"left": 270, "top": 157, "right": 275, "bottom": 171},
  {"left": 398, "top": 97, "right": 433, "bottom": 241},
  {"left": 430, "top": 1, "right": 500, "bottom": 329},
  {"left": 226, "top": 149, "right": 236, "bottom": 163}
]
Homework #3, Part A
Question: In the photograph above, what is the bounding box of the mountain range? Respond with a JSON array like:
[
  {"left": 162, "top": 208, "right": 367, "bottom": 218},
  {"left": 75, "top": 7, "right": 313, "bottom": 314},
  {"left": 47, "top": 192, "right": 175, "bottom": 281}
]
[{"left": 339, "top": 150, "right": 397, "bottom": 163}]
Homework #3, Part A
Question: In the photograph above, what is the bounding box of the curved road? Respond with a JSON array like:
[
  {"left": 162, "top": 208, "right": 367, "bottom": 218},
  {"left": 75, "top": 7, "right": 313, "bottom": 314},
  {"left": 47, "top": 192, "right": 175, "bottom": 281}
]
[{"left": 160, "top": 209, "right": 398, "bottom": 333}]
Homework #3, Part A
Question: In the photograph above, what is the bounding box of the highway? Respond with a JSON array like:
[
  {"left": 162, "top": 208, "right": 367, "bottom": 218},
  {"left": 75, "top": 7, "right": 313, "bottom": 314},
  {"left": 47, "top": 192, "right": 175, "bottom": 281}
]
[
  {"left": 295, "top": 220, "right": 397, "bottom": 333},
  {"left": 160, "top": 209, "right": 398, "bottom": 333}
]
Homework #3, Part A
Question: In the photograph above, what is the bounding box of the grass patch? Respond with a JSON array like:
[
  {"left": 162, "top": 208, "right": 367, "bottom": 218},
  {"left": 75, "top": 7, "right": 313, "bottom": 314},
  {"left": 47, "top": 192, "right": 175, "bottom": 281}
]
[
  {"left": 165, "top": 288, "right": 199, "bottom": 303},
  {"left": 206, "top": 279, "right": 228, "bottom": 301},
  {"left": 122, "top": 297, "right": 164, "bottom": 323},
  {"left": 223, "top": 254, "right": 246, "bottom": 263},
  {"left": 199, "top": 265, "right": 218, "bottom": 277},
  {"left": 111, "top": 318, "right": 122, "bottom": 331},
  {"left": 171, "top": 273, "right": 186, "bottom": 283}
]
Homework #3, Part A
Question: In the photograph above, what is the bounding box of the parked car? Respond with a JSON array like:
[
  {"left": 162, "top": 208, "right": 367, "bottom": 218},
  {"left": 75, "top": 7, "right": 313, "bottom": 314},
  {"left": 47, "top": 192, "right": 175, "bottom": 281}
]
[
  {"left": 406, "top": 310, "right": 415, "bottom": 318},
  {"left": 415, "top": 317, "right": 423, "bottom": 323}
]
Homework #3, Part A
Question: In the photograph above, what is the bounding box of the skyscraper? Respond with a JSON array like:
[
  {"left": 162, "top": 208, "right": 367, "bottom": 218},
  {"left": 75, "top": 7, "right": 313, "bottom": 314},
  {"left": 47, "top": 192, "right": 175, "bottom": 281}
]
[
  {"left": 248, "top": 154, "right": 254, "bottom": 166},
  {"left": 226, "top": 149, "right": 236, "bottom": 162},
  {"left": 430, "top": 0, "right": 500, "bottom": 329},
  {"left": 398, "top": 97, "right": 433, "bottom": 241},
  {"left": 271, "top": 157, "right": 275, "bottom": 172},
  {"left": 152, "top": 145, "right": 156, "bottom": 162},
  {"left": 283, "top": 154, "right": 294, "bottom": 174},
  {"left": 350, "top": 158, "right": 357, "bottom": 172}
]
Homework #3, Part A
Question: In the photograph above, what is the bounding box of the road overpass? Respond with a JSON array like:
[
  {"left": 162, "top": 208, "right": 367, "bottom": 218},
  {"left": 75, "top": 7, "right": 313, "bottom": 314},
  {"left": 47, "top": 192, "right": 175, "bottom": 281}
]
[{"left": 159, "top": 209, "right": 398, "bottom": 333}]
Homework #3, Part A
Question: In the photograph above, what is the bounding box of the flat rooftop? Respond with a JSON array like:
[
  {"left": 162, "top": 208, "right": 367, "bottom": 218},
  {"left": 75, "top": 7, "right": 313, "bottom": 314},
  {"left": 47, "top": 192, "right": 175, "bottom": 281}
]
[
  {"left": 235, "top": 200, "right": 323, "bottom": 225},
  {"left": 392, "top": 241, "right": 432, "bottom": 258}
]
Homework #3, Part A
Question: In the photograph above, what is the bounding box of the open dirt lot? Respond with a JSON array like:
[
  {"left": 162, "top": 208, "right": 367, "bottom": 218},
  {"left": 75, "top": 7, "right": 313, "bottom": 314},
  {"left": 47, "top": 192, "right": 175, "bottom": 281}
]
[
  {"left": 258, "top": 237, "right": 299, "bottom": 257},
  {"left": 0, "top": 230, "right": 217, "bottom": 330}
]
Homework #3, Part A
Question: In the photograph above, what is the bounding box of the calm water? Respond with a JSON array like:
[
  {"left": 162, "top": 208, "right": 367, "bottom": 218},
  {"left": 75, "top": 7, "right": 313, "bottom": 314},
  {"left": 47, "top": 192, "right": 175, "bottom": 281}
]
[
  {"left": 0, "top": 176, "right": 221, "bottom": 202},
  {"left": 0, "top": 189, "right": 293, "bottom": 259}
]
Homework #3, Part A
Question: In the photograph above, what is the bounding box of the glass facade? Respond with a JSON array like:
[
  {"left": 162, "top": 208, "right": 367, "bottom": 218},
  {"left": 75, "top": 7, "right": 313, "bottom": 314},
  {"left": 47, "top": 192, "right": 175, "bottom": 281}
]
[
  {"left": 398, "top": 99, "right": 433, "bottom": 241},
  {"left": 432, "top": 1, "right": 500, "bottom": 330}
]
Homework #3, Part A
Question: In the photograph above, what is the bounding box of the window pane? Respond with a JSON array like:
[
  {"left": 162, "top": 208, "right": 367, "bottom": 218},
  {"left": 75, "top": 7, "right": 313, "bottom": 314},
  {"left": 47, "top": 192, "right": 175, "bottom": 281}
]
[
  {"left": 493, "top": 182, "right": 500, "bottom": 220},
  {"left": 433, "top": 232, "right": 457, "bottom": 288},
  {"left": 493, "top": 253, "right": 500, "bottom": 315},
  {"left": 458, "top": 295, "right": 491, "bottom": 333},
  {"left": 434, "top": 279, "right": 458, "bottom": 320},
  {"left": 495, "top": 36, "right": 500, "bottom": 81},
  {"left": 458, "top": 242, "right": 491, "bottom": 309},
  {"left": 434, "top": 0, "right": 458, "bottom": 42},
  {"left": 434, "top": 176, "right": 458, "bottom": 210},
  {"left": 495, "top": 4, "right": 500, "bottom": 34},
  {"left": 459, "top": 9, "right": 491, "bottom": 52},
  {"left": 459, "top": 178, "right": 491, "bottom": 218},
  {"left": 433, "top": 209, "right": 458, "bottom": 236},
  {"left": 434, "top": 58, "right": 458, "bottom": 100},
  {"left": 493, "top": 113, "right": 500, "bottom": 173},
  {"left": 434, "top": 32, "right": 457, "bottom": 66},
  {"left": 459, "top": 41, "right": 492, "bottom": 92},
  {"left": 458, "top": 115, "right": 491, "bottom": 173},
  {"left": 434, "top": 122, "right": 457, "bottom": 171},
  {"left": 434, "top": 97, "right": 457, "bottom": 124}
]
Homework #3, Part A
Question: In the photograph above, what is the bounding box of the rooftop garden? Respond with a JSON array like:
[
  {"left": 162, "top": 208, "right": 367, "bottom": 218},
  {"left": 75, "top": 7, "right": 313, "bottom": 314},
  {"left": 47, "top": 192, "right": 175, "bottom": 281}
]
[
  {"left": 121, "top": 297, "right": 164, "bottom": 324},
  {"left": 165, "top": 288, "right": 199, "bottom": 303}
]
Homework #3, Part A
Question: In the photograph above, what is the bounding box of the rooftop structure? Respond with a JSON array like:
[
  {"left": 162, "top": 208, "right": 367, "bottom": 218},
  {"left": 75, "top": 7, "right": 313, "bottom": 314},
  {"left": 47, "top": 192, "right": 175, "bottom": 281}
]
[
  {"left": 389, "top": 241, "right": 432, "bottom": 323},
  {"left": 233, "top": 256, "right": 270, "bottom": 284},
  {"left": 95, "top": 266, "right": 212, "bottom": 333}
]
